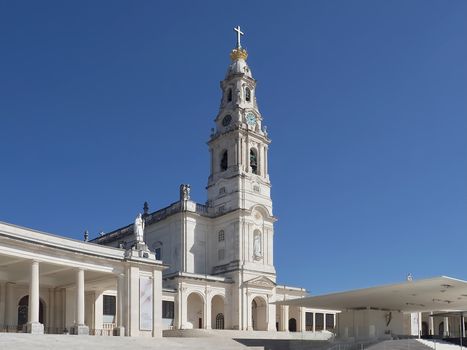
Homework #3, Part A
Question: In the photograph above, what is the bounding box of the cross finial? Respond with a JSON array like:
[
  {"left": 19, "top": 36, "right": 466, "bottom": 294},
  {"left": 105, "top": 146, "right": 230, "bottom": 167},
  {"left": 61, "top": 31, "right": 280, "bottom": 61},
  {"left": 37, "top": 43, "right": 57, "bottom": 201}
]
[{"left": 234, "top": 25, "right": 244, "bottom": 48}]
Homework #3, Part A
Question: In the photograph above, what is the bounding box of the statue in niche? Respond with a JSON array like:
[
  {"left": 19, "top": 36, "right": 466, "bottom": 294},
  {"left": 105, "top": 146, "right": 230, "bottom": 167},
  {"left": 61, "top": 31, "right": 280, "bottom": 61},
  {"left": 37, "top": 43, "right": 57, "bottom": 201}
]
[
  {"left": 180, "top": 184, "right": 191, "bottom": 201},
  {"left": 134, "top": 213, "right": 145, "bottom": 243},
  {"left": 253, "top": 231, "right": 262, "bottom": 259}
]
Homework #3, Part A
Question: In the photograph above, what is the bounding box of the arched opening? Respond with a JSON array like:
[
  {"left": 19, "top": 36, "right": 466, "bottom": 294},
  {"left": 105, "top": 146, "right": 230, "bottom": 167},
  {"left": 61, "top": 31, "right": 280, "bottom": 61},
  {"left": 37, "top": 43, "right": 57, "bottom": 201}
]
[
  {"left": 251, "top": 296, "right": 267, "bottom": 331},
  {"left": 289, "top": 318, "right": 297, "bottom": 332},
  {"left": 422, "top": 321, "right": 429, "bottom": 337},
  {"left": 250, "top": 148, "right": 258, "bottom": 174},
  {"left": 439, "top": 322, "right": 444, "bottom": 336},
  {"left": 211, "top": 295, "right": 225, "bottom": 329},
  {"left": 187, "top": 292, "right": 204, "bottom": 329},
  {"left": 220, "top": 150, "right": 228, "bottom": 172},
  {"left": 227, "top": 88, "right": 232, "bottom": 102},
  {"left": 17, "top": 295, "right": 44, "bottom": 330},
  {"left": 245, "top": 87, "right": 251, "bottom": 102}
]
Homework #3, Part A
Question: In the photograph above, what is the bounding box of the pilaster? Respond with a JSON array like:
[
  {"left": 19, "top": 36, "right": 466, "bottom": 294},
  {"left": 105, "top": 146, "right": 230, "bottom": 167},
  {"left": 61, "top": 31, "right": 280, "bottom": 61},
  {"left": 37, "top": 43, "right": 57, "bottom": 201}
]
[{"left": 152, "top": 269, "right": 162, "bottom": 338}]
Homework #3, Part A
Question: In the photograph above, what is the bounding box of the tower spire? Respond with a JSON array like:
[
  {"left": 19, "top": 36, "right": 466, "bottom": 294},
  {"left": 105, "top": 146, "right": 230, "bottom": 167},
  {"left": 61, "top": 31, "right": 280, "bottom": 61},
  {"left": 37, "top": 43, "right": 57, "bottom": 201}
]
[
  {"left": 233, "top": 25, "right": 244, "bottom": 49},
  {"left": 230, "top": 25, "right": 248, "bottom": 61}
]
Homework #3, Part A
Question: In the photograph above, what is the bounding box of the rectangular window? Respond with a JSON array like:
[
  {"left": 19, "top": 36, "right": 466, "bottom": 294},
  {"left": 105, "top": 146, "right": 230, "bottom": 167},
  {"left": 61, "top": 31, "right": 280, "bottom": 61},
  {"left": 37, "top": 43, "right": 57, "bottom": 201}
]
[
  {"left": 218, "top": 248, "right": 225, "bottom": 261},
  {"left": 306, "top": 312, "right": 313, "bottom": 331},
  {"left": 155, "top": 247, "right": 161, "bottom": 260},
  {"left": 326, "top": 314, "right": 334, "bottom": 331},
  {"left": 218, "top": 230, "right": 225, "bottom": 242},
  {"left": 315, "top": 313, "right": 324, "bottom": 331},
  {"left": 103, "top": 295, "right": 116, "bottom": 323},
  {"left": 162, "top": 301, "right": 174, "bottom": 319}
]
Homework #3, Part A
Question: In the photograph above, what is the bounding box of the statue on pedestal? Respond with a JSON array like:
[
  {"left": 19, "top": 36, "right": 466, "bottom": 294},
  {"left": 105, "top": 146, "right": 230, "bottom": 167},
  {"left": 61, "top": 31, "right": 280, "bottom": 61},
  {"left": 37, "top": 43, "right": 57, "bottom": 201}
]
[
  {"left": 180, "top": 184, "right": 191, "bottom": 201},
  {"left": 134, "top": 213, "right": 145, "bottom": 243}
]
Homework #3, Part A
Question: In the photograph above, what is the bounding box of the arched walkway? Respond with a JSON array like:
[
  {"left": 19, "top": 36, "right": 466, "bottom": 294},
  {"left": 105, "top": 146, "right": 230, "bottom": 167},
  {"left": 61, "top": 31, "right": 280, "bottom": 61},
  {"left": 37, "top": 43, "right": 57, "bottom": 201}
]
[
  {"left": 187, "top": 292, "right": 204, "bottom": 329},
  {"left": 17, "top": 295, "right": 44, "bottom": 330},
  {"left": 211, "top": 295, "right": 225, "bottom": 329},
  {"left": 251, "top": 296, "right": 267, "bottom": 331}
]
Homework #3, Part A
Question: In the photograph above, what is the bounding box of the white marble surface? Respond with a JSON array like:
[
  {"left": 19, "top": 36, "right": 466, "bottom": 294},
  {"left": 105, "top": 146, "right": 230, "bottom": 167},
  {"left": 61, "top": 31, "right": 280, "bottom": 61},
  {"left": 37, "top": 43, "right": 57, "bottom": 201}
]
[
  {"left": 418, "top": 339, "right": 463, "bottom": 349},
  {"left": 0, "top": 333, "right": 258, "bottom": 350}
]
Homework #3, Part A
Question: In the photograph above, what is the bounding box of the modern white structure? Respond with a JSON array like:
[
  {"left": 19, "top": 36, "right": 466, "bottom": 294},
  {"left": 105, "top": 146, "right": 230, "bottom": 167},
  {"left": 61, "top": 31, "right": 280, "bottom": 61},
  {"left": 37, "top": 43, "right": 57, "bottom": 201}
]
[{"left": 277, "top": 276, "right": 467, "bottom": 341}]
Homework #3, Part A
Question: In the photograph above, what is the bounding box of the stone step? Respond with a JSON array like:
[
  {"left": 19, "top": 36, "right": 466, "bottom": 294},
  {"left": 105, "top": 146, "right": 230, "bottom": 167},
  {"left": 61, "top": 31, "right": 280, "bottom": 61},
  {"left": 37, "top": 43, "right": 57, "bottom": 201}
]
[{"left": 367, "top": 339, "right": 434, "bottom": 350}]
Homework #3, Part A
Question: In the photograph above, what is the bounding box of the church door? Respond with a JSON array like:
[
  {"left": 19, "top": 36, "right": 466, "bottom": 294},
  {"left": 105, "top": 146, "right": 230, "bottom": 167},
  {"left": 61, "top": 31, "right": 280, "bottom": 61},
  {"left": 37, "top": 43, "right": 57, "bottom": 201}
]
[{"left": 289, "top": 318, "right": 297, "bottom": 332}]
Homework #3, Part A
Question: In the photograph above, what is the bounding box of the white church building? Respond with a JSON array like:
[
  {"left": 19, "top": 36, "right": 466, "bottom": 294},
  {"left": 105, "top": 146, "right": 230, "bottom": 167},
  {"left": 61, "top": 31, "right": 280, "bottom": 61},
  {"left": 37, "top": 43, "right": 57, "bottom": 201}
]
[
  {"left": 1, "top": 28, "right": 465, "bottom": 343},
  {"left": 0, "top": 28, "right": 337, "bottom": 338}
]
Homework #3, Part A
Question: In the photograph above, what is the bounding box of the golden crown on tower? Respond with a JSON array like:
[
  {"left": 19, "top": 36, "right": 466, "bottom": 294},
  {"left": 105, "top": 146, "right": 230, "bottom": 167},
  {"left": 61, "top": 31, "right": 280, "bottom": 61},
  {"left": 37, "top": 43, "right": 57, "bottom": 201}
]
[{"left": 230, "top": 47, "right": 248, "bottom": 61}]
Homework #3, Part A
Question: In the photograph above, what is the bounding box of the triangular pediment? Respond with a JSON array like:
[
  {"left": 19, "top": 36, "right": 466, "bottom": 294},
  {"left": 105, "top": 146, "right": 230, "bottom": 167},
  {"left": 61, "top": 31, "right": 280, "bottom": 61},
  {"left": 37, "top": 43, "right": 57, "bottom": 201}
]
[{"left": 246, "top": 276, "right": 276, "bottom": 289}]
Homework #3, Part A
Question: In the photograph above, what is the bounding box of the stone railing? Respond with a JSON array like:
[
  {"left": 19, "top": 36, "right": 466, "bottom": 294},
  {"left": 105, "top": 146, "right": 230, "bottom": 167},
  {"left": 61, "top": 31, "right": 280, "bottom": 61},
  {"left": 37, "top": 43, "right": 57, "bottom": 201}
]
[
  {"left": 195, "top": 203, "right": 210, "bottom": 216},
  {"left": 91, "top": 323, "right": 116, "bottom": 336}
]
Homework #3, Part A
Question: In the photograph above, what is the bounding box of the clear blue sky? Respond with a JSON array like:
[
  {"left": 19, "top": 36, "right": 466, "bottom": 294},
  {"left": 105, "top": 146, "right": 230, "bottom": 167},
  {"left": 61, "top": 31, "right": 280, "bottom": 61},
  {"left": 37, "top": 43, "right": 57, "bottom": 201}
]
[{"left": 1, "top": 1, "right": 466, "bottom": 295}]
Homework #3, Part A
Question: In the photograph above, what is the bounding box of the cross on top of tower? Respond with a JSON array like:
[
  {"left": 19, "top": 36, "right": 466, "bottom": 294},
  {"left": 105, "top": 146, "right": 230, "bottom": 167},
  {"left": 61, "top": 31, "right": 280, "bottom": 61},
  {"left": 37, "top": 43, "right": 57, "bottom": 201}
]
[{"left": 234, "top": 25, "right": 244, "bottom": 48}]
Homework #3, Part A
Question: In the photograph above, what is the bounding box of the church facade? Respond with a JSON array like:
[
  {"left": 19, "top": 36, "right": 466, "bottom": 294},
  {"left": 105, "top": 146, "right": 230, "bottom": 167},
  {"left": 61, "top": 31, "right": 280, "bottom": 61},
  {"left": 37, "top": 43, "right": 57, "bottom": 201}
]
[
  {"left": 92, "top": 30, "right": 337, "bottom": 335},
  {"left": 0, "top": 28, "right": 337, "bottom": 338}
]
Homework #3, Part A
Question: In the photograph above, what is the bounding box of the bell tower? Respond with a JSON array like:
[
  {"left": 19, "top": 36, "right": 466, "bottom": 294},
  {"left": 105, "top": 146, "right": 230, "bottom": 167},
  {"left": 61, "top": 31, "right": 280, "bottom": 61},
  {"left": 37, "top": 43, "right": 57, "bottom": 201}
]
[{"left": 207, "top": 26, "right": 272, "bottom": 216}]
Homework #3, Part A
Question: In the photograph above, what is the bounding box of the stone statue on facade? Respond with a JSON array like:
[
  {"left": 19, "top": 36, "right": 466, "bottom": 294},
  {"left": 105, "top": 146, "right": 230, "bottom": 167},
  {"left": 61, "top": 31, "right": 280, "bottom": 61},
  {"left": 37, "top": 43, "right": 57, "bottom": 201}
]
[
  {"left": 134, "top": 213, "right": 145, "bottom": 243},
  {"left": 179, "top": 184, "right": 191, "bottom": 201},
  {"left": 253, "top": 232, "right": 262, "bottom": 259}
]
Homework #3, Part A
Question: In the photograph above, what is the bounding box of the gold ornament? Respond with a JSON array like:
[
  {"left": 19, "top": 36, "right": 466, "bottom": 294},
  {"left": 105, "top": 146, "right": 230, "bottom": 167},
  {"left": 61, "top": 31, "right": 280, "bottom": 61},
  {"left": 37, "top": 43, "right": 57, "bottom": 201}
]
[{"left": 230, "top": 48, "right": 248, "bottom": 61}]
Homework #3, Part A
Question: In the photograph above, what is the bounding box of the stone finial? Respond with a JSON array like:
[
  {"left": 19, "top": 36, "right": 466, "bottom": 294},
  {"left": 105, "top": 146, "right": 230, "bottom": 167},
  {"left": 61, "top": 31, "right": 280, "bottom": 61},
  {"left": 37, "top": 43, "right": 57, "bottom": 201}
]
[
  {"left": 84, "top": 230, "right": 89, "bottom": 242},
  {"left": 143, "top": 201, "right": 149, "bottom": 216}
]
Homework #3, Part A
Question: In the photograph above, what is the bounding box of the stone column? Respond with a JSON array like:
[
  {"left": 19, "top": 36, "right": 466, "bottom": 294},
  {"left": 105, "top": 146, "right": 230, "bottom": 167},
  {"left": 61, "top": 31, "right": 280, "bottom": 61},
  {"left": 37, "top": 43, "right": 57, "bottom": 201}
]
[
  {"left": 205, "top": 292, "right": 212, "bottom": 330},
  {"left": 299, "top": 307, "right": 306, "bottom": 332},
  {"left": 246, "top": 293, "right": 252, "bottom": 330},
  {"left": 429, "top": 312, "right": 434, "bottom": 336},
  {"left": 313, "top": 313, "right": 316, "bottom": 332},
  {"left": 418, "top": 312, "right": 422, "bottom": 339},
  {"left": 26, "top": 260, "right": 44, "bottom": 334},
  {"left": 0, "top": 282, "right": 5, "bottom": 327},
  {"left": 267, "top": 295, "right": 276, "bottom": 331},
  {"left": 174, "top": 286, "right": 182, "bottom": 329},
  {"left": 444, "top": 316, "right": 449, "bottom": 337},
  {"left": 152, "top": 269, "right": 162, "bottom": 338},
  {"left": 462, "top": 315, "right": 465, "bottom": 338},
  {"left": 126, "top": 266, "right": 140, "bottom": 336},
  {"left": 48, "top": 288, "right": 55, "bottom": 333},
  {"left": 280, "top": 305, "right": 289, "bottom": 331},
  {"left": 115, "top": 274, "right": 125, "bottom": 336},
  {"left": 5, "top": 282, "right": 12, "bottom": 328},
  {"left": 71, "top": 269, "right": 88, "bottom": 335}
]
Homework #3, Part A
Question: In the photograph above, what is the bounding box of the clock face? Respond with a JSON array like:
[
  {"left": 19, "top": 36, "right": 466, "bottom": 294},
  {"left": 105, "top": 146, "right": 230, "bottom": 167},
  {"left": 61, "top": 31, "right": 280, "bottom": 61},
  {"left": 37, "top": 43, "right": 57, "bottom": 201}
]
[
  {"left": 246, "top": 112, "right": 256, "bottom": 126},
  {"left": 222, "top": 114, "right": 232, "bottom": 126}
]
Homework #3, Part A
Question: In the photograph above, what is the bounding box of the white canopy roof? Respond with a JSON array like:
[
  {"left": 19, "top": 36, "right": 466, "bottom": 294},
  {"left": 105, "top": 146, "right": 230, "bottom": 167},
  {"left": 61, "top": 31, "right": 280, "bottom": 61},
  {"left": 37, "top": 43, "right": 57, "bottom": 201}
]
[{"left": 276, "top": 276, "right": 467, "bottom": 313}]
